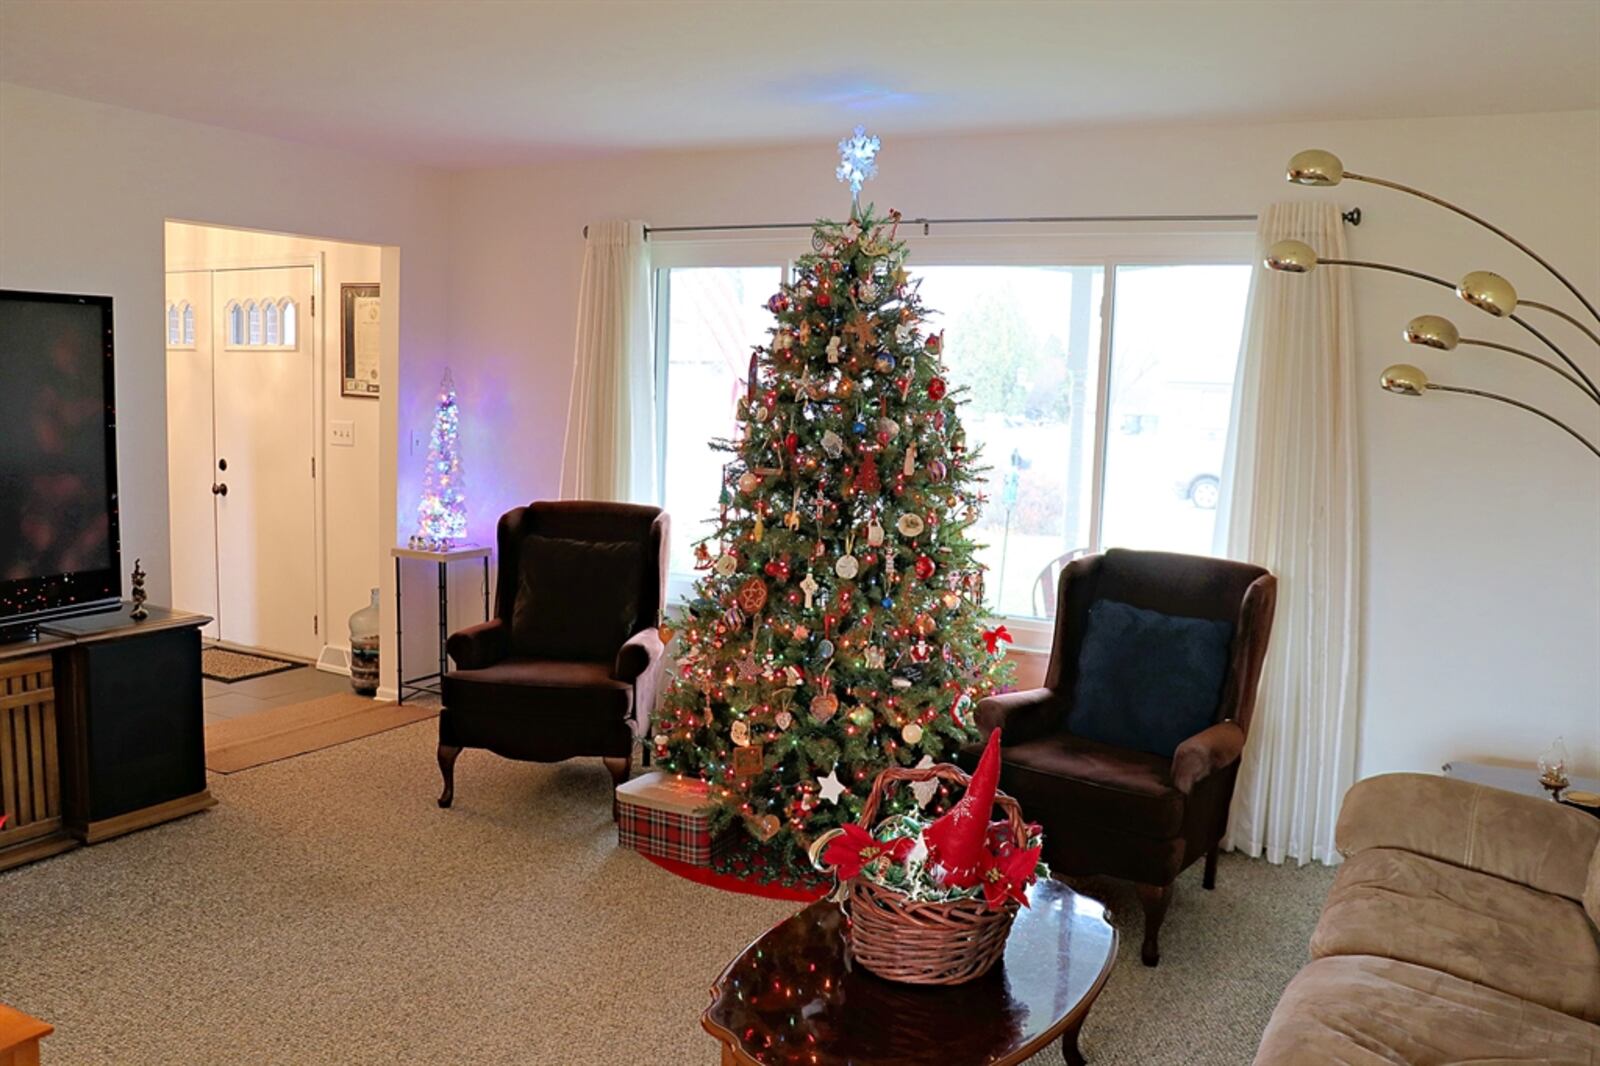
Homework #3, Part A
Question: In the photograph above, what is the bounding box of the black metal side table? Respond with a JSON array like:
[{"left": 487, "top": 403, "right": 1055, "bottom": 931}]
[{"left": 391, "top": 545, "right": 490, "bottom": 704}]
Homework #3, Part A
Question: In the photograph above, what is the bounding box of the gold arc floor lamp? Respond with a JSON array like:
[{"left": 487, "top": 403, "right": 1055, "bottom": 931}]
[{"left": 1265, "top": 148, "right": 1600, "bottom": 459}]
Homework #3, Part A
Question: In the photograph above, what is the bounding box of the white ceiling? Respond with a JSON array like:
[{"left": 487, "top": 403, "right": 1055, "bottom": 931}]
[{"left": 2, "top": 0, "right": 1596, "bottom": 169}]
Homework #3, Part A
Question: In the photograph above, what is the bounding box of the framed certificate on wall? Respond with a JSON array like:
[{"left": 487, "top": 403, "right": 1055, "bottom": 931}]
[{"left": 341, "top": 283, "right": 381, "bottom": 398}]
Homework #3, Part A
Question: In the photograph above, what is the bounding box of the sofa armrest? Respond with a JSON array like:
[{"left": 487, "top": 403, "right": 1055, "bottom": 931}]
[
  {"left": 975, "top": 687, "right": 1066, "bottom": 746},
  {"left": 1336, "top": 772, "right": 1600, "bottom": 904},
  {"left": 614, "top": 628, "right": 666, "bottom": 735},
  {"left": 446, "top": 618, "right": 508, "bottom": 671},
  {"left": 1171, "top": 720, "right": 1246, "bottom": 794}
]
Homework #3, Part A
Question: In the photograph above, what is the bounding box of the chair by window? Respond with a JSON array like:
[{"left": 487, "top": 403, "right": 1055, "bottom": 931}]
[
  {"left": 436, "top": 501, "right": 669, "bottom": 810},
  {"left": 1031, "top": 546, "right": 1092, "bottom": 618},
  {"left": 972, "top": 548, "right": 1276, "bottom": 966}
]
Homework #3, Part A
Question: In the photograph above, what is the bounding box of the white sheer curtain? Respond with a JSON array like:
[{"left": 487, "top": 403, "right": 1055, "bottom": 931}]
[
  {"left": 1217, "top": 201, "right": 1361, "bottom": 866},
  {"left": 560, "top": 220, "right": 657, "bottom": 503}
]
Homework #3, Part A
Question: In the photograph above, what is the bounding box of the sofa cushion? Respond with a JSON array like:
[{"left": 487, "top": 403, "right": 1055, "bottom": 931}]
[
  {"left": 510, "top": 535, "right": 641, "bottom": 661},
  {"left": 1311, "top": 847, "right": 1600, "bottom": 1023},
  {"left": 1068, "top": 598, "right": 1232, "bottom": 757},
  {"left": 1254, "top": 954, "right": 1600, "bottom": 1065},
  {"left": 441, "top": 659, "right": 636, "bottom": 759},
  {"left": 997, "top": 731, "right": 1185, "bottom": 839}
]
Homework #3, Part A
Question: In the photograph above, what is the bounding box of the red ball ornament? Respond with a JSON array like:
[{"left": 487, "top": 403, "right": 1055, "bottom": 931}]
[
  {"left": 767, "top": 293, "right": 789, "bottom": 313},
  {"left": 784, "top": 432, "right": 799, "bottom": 455},
  {"left": 816, "top": 289, "right": 832, "bottom": 308},
  {"left": 914, "top": 554, "right": 936, "bottom": 581},
  {"left": 927, "top": 377, "right": 947, "bottom": 401}
]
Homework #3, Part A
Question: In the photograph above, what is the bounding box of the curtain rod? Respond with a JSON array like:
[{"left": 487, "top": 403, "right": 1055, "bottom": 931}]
[{"left": 584, "top": 209, "right": 1361, "bottom": 238}]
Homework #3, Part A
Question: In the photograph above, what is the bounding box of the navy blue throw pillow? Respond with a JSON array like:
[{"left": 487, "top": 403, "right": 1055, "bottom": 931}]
[{"left": 1067, "top": 599, "right": 1234, "bottom": 758}]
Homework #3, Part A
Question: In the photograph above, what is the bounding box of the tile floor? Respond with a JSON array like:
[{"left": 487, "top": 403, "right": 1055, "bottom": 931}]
[{"left": 202, "top": 662, "right": 357, "bottom": 726}]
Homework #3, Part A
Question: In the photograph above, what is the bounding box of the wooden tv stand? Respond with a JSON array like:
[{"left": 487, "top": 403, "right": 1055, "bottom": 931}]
[{"left": 0, "top": 604, "right": 214, "bottom": 871}]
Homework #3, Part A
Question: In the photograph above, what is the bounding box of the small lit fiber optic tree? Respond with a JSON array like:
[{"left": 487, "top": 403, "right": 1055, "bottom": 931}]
[{"left": 414, "top": 369, "right": 468, "bottom": 549}]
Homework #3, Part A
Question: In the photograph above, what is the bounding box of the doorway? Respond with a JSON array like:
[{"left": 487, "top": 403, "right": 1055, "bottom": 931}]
[{"left": 165, "top": 222, "right": 384, "bottom": 685}]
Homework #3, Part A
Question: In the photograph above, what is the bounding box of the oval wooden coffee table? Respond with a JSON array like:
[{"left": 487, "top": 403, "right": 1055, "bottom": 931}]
[{"left": 703, "top": 878, "right": 1117, "bottom": 1065}]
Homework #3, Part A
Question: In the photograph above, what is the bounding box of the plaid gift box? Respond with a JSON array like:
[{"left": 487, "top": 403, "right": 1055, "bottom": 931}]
[{"left": 616, "top": 771, "right": 733, "bottom": 866}]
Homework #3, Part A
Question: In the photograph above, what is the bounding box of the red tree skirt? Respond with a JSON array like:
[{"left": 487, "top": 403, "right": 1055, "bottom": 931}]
[{"left": 642, "top": 851, "right": 830, "bottom": 903}]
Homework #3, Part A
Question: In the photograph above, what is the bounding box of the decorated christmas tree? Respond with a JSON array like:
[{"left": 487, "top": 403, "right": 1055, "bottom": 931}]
[
  {"left": 652, "top": 129, "right": 1013, "bottom": 861},
  {"left": 413, "top": 369, "right": 468, "bottom": 549}
]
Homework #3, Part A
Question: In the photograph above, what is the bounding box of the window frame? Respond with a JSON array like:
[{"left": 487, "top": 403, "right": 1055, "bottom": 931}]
[{"left": 650, "top": 225, "right": 1255, "bottom": 645}]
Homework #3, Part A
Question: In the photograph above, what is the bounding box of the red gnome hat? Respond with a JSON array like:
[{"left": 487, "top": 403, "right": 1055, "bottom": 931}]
[{"left": 923, "top": 728, "right": 1002, "bottom": 888}]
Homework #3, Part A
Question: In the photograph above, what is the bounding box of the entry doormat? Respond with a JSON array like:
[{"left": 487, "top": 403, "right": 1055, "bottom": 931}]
[{"left": 201, "top": 647, "right": 303, "bottom": 683}]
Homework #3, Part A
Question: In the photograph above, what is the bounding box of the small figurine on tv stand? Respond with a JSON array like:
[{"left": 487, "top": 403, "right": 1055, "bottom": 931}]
[{"left": 129, "top": 558, "right": 148, "bottom": 621}]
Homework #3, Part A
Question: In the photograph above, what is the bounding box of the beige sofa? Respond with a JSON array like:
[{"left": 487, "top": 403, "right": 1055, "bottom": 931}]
[{"left": 1255, "top": 772, "right": 1600, "bottom": 1064}]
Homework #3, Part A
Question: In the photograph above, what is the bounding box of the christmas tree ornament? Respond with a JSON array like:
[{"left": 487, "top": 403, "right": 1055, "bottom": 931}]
[
  {"left": 901, "top": 722, "right": 925, "bottom": 745},
  {"left": 875, "top": 351, "right": 897, "bottom": 373},
  {"left": 897, "top": 512, "right": 926, "bottom": 538},
  {"left": 863, "top": 645, "right": 887, "bottom": 670},
  {"left": 751, "top": 515, "right": 766, "bottom": 542},
  {"left": 891, "top": 676, "right": 912, "bottom": 690},
  {"left": 911, "top": 639, "right": 933, "bottom": 663},
  {"left": 737, "top": 471, "right": 760, "bottom": 495},
  {"left": 914, "top": 554, "right": 937, "bottom": 580},
  {"left": 926, "top": 331, "right": 944, "bottom": 355},
  {"left": 851, "top": 417, "right": 868, "bottom": 435},
  {"left": 821, "top": 429, "right": 844, "bottom": 459},
  {"left": 903, "top": 444, "right": 918, "bottom": 477},
  {"left": 785, "top": 665, "right": 805, "bottom": 687},
  {"left": 713, "top": 552, "right": 739, "bottom": 577},
  {"left": 826, "top": 335, "right": 843, "bottom": 363},
  {"left": 799, "top": 571, "right": 820, "bottom": 609},
  {"left": 928, "top": 459, "right": 948, "bottom": 483},
  {"left": 736, "top": 577, "right": 769, "bottom": 614},
  {"left": 878, "top": 417, "right": 900, "bottom": 440},
  {"left": 982, "top": 625, "right": 1014, "bottom": 655},
  {"left": 736, "top": 651, "right": 761, "bottom": 681},
  {"left": 894, "top": 322, "right": 915, "bottom": 344},
  {"left": 835, "top": 553, "right": 859, "bottom": 580},
  {"left": 817, "top": 638, "right": 835, "bottom": 659},
  {"left": 856, "top": 453, "right": 880, "bottom": 494},
  {"left": 866, "top": 518, "right": 886, "bottom": 547},
  {"left": 927, "top": 376, "right": 947, "bottom": 401},
  {"left": 810, "top": 693, "right": 839, "bottom": 723},
  {"left": 768, "top": 293, "right": 789, "bottom": 313},
  {"left": 749, "top": 813, "right": 782, "bottom": 841},
  {"left": 816, "top": 766, "right": 848, "bottom": 804},
  {"left": 775, "top": 709, "right": 794, "bottom": 731},
  {"left": 731, "top": 720, "right": 751, "bottom": 747},
  {"left": 849, "top": 705, "right": 875, "bottom": 728}
]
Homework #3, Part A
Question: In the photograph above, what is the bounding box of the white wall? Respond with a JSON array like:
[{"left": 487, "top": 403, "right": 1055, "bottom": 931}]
[
  {"left": 443, "top": 111, "right": 1600, "bottom": 779},
  {"left": 164, "top": 222, "right": 384, "bottom": 663},
  {"left": 0, "top": 83, "right": 451, "bottom": 696}
]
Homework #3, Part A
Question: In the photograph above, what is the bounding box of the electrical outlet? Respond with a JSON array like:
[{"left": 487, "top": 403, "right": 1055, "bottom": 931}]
[{"left": 330, "top": 420, "right": 356, "bottom": 447}]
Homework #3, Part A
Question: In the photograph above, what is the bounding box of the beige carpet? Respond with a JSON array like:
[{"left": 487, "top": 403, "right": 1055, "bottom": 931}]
[
  {"left": 0, "top": 721, "right": 1334, "bottom": 1065},
  {"left": 204, "top": 693, "right": 436, "bottom": 773}
]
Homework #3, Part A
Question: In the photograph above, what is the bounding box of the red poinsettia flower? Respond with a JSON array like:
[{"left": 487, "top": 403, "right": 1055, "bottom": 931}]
[
  {"left": 822, "top": 824, "right": 914, "bottom": 880},
  {"left": 978, "top": 844, "right": 1042, "bottom": 911}
]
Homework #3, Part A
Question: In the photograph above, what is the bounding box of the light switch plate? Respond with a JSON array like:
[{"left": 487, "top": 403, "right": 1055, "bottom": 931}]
[{"left": 330, "top": 420, "right": 356, "bottom": 447}]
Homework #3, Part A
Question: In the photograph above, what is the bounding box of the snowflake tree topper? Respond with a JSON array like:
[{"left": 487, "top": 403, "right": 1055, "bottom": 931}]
[{"left": 836, "top": 125, "right": 881, "bottom": 208}]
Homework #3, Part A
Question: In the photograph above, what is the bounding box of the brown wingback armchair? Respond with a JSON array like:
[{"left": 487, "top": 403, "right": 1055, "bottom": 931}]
[
  {"left": 436, "top": 501, "right": 669, "bottom": 809},
  {"left": 975, "top": 548, "right": 1276, "bottom": 966}
]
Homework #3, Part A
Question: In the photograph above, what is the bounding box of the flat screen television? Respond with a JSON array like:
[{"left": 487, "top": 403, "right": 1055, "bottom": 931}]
[{"left": 0, "top": 289, "right": 122, "bottom": 633}]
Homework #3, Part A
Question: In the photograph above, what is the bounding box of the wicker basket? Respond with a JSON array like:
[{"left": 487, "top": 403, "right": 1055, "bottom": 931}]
[{"left": 815, "top": 762, "right": 1029, "bottom": 986}]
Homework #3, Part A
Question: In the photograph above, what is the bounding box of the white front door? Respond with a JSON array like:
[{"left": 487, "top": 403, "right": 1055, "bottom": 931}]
[
  {"left": 165, "top": 270, "right": 220, "bottom": 639},
  {"left": 210, "top": 266, "right": 318, "bottom": 659}
]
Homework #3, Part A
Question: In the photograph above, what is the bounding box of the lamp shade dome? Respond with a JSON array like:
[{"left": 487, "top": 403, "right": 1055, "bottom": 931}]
[
  {"left": 1265, "top": 239, "right": 1318, "bottom": 273},
  {"left": 1457, "top": 271, "right": 1518, "bottom": 318},
  {"left": 1403, "top": 315, "right": 1460, "bottom": 350},
  {"left": 1381, "top": 364, "right": 1430, "bottom": 396},
  {"left": 1287, "top": 149, "right": 1344, "bottom": 186}
]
